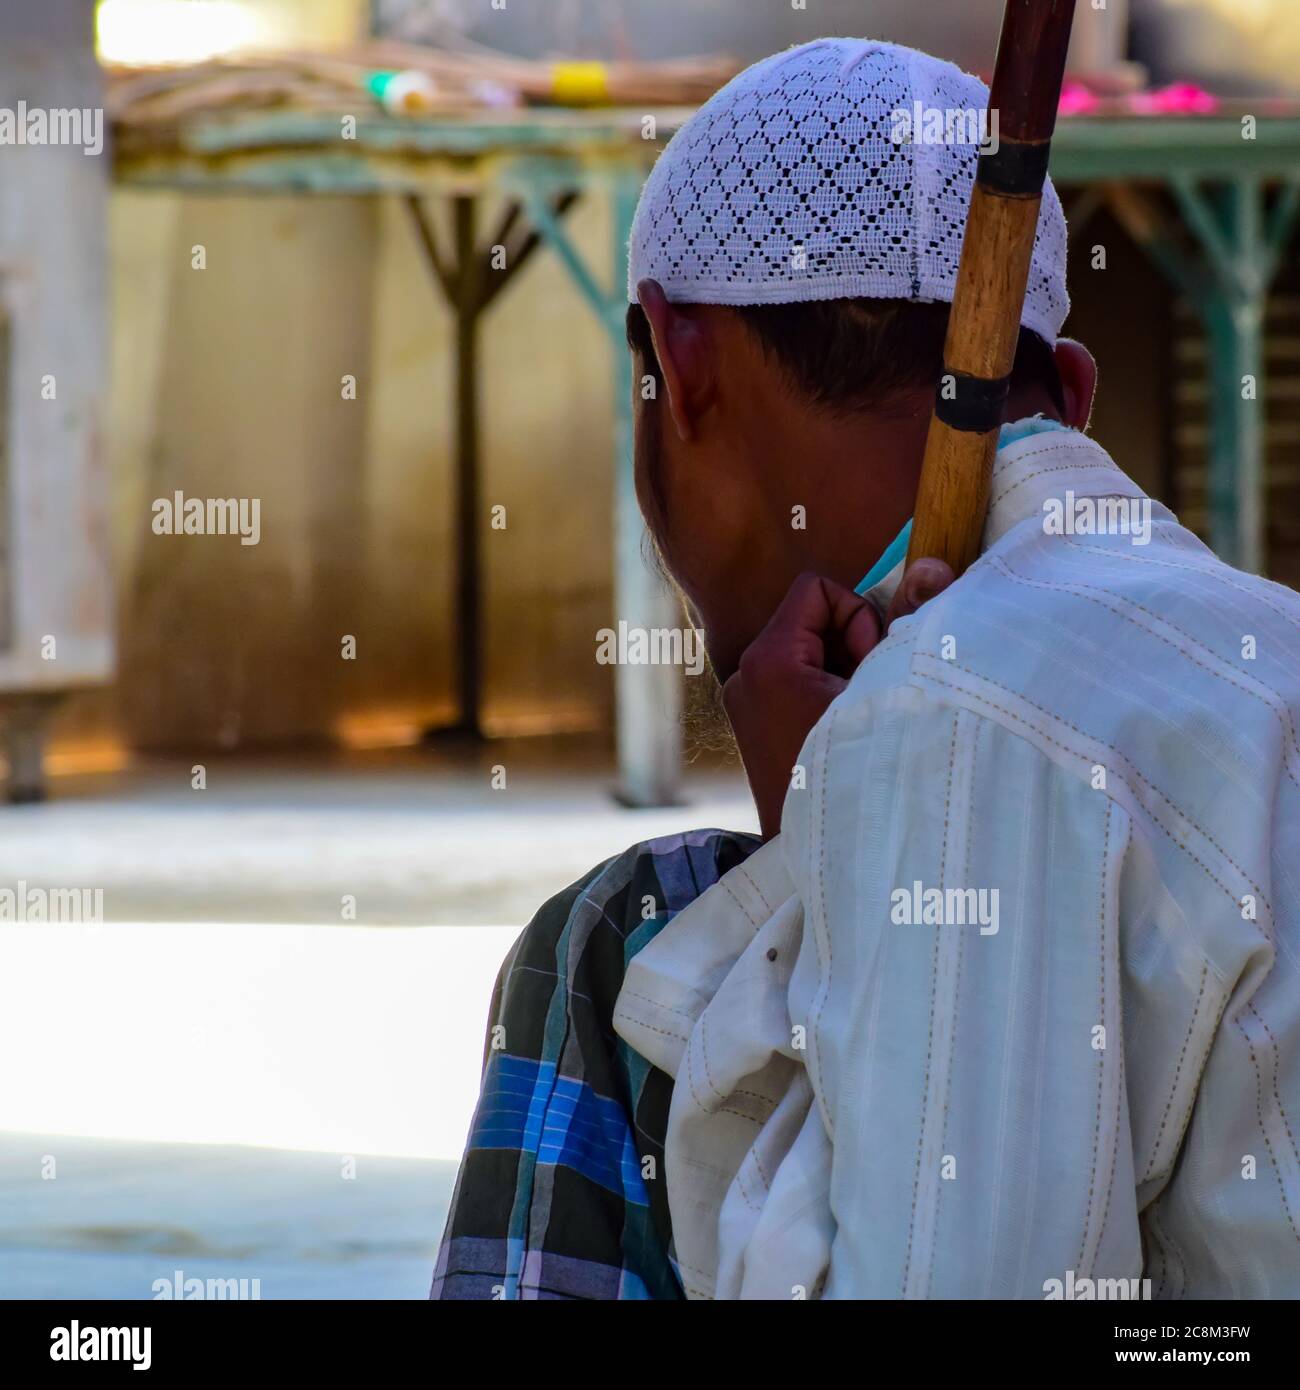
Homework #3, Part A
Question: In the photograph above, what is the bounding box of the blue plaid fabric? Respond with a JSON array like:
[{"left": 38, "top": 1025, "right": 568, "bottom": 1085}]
[{"left": 431, "top": 828, "right": 759, "bottom": 1300}]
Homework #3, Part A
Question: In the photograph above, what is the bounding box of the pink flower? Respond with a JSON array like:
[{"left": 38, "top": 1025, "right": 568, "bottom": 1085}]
[
  {"left": 1130, "top": 82, "right": 1220, "bottom": 116},
  {"left": 1058, "top": 80, "right": 1100, "bottom": 117}
]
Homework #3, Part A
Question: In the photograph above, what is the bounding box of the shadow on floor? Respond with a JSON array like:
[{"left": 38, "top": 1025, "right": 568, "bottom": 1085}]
[{"left": 0, "top": 1132, "right": 455, "bottom": 1299}]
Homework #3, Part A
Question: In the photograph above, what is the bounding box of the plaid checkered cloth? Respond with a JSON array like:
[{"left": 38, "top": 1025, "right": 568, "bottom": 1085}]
[{"left": 430, "top": 827, "right": 759, "bottom": 1300}]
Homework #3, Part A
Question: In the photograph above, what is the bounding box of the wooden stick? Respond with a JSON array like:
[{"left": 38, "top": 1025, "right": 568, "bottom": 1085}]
[{"left": 906, "top": 0, "right": 1078, "bottom": 576}]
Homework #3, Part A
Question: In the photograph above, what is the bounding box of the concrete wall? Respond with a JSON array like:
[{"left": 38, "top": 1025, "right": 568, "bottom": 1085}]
[
  {"left": 54, "top": 186, "right": 615, "bottom": 755},
  {"left": 0, "top": 0, "right": 111, "bottom": 698}
]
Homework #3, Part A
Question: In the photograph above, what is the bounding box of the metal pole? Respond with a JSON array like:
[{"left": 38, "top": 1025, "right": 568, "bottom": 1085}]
[
  {"left": 513, "top": 168, "right": 683, "bottom": 804},
  {"left": 1205, "top": 294, "right": 1265, "bottom": 573},
  {"left": 452, "top": 195, "right": 484, "bottom": 737},
  {"left": 610, "top": 174, "right": 681, "bottom": 807},
  {"left": 1228, "top": 179, "right": 1265, "bottom": 575}
]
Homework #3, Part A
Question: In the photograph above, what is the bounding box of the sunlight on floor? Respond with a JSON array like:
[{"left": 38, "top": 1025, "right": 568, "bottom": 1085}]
[{"left": 0, "top": 923, "right": 521, "bottom": 1159}]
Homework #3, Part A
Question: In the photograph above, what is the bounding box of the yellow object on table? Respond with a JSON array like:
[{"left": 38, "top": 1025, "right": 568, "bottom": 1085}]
[{"left": 550, "top": 61, "right": 610, "bottom": 106}]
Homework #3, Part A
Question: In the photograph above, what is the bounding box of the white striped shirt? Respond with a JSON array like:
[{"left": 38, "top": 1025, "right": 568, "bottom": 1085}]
[{"left": 615, "top": 424, "right": 1300, "bottom": 1299}]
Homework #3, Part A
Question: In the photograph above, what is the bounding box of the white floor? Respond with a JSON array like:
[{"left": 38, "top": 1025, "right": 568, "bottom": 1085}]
[
  {"left": 0, "top": 923, "right": 524, "bottom": 1157},
  {"left": 0, "top": 747, "right": 756, "bottom": 1298},
  {"left": 0, "top": 923, "right": 516, "bottom": 1298},
  {"left": 0, "top": 745, "right": 756, "bottom": 924},
  {"left": 0, "top": 1132, "right": 457, "bottom": 1299}
]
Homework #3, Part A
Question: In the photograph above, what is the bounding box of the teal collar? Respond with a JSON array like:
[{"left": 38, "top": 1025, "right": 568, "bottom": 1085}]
[
  {"left": 854, "top": 518, "right": 912, "bottom": 596},
  {"left": 853, "top": 418, "right": 1072, "bottom": 596}
]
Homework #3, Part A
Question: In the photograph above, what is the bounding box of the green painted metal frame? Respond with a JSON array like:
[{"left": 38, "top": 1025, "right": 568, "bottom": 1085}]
[
  {"left": 1051, "top": 117, "right": 1300, "bottom": 181},
  {"left": 506, "top": 165, "right": 684, "bottom": 806},
  {"left": 1053, "top": 120, "right": 1300, "bottom": 572},
  {"left": 1052, "top": 117, "right": 1300, "bottom": 571},
  {"left": 1170, "top": 176, "right": 1300, "bottom": 572},
  {"left": 403, "top": 187, "right": 580, "bottom": 743}
]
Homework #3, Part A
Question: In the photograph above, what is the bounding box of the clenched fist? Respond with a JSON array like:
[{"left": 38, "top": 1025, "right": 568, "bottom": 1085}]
[{"left": 722, "top": 560, "right": 954, "bottom": 839}]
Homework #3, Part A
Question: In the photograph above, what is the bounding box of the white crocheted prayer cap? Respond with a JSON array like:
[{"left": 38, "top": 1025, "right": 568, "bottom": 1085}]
[{"left": 629, "top": 37, "right": 1069, "bottom": 346}]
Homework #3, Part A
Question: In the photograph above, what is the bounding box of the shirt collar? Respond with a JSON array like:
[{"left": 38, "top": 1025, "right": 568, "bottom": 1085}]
[
  {"left": 864, "top": 421, "right": 1167, "bottom": 614},
  {"left": 983, "top": 421, "right": 1164, "bottom": 548}
]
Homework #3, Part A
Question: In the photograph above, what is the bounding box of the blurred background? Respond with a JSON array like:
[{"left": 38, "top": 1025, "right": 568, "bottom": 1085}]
[{"left": 1, "top": 0, "right": 1299, "bottom": 1298}]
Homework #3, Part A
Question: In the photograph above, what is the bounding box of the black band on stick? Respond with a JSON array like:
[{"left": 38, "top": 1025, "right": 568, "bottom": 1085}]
[
  {"left": 907, "top": 0, "right": 1078, "bottom": 576},
  {"left": 934, "top": 371, "right": 1012, "bottom": 434},
  {"left": 976, "top": 137, "right": 1053, "bottom": 197}
]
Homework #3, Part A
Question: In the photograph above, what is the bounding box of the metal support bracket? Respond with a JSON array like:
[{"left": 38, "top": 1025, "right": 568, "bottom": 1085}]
[
  {"left": 405, "top": 189, "right": 580, "bottom": 742},
  {"left": 1104, "top": 176, "right": 1300, "bottom": 572},
  {"left": 514, "top": 167, "right": 683, "bottom": 808}
]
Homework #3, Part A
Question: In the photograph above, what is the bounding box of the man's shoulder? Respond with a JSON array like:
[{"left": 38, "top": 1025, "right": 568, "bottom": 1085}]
[
  {"left": 832, "top": 504, "right": 1300, "bottom": 806},
  {"left": 502, "top": 828, "right": 762, "bottom": 1002},
  {"left": 440, "top": 829, "right": 758, "bottom": 1302},
  {"left": 945, "top": 516, "right": 1298, "bottom": 701},
  {"left": 857, "top": 513, "right": 1300, "bottom": 706}
]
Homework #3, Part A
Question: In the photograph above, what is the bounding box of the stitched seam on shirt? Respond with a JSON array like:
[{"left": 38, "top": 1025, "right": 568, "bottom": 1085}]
[
  {"left": 720, "top": 875, "right": 764, "bottom": 928},
  {"left": 1077, "top": 801, "right": 1112, "bottom": 1272},
  {"left": 929, "top": 712, "right": 974, "bottom": 1297},
  {"left": 988, "top": 436, "right": 1119, "bottom": 502},
  {"left": 683, "top": 1081, "right": 786, "bottom": 1112},
  {"left": 914, "top": 658, "right": 1268, "bottom": 934},
  {"left": 677, "top": 1150, "right": 746, "bottom": 1183},
  {"left": 1142, "top": 990, "right": 1230, "bottom": 1192},
  {"left": 728, "top": 1087, "right": 782, "bottom": 1104},
  {"left": 731, "top": 1155, "right": 765, "bottom": 1214},
  {"left": 1141, "top": 965, "right": 1209, "bottom": 1183},
  {"left": 714, "top": 1104, "right": 773, "bottom": 1125},
  {"left": 615, "top": 987, "right": 701, "bottom": 1024},
  {"left": 672, "top": 1242, "right": 715, "bottom": 1287},
  {"left": 1148, "top": 1206, "right": 1167, "bottom": 1300},
  {"left": 936, "top": 877, "right": 970, "bottom": 1292},
  {"left": 807, "top": 708, "right": 838, "bottom": 1126},
  {"left": 1235, "top": 1015, "right": 1300, "bottom": 1244},
  {"left": 990, "top": 460, "right": 1133, "bottom": 510},
  {"left": 744, "top": 869, "right": 777, "bottom": 919},
  {"left": 992, "top": 555, "right": 1300, "bottom": 795},
  {"left": 1248, "top": 1002, "right": 1300, "bottom": 1169},
  {"left": 989, "top": 435, "right": 1103, "bottom": 488},
  {"left": 748, "top": 1141, "right": 774, "bottom": 1195},
  {"left": 919, "top": 664, "right": 1239, "bottom": 911},
  {"left": 1147, "top": 1197, "right": 1186, "bottom": 1299},
  {"left": 903, "top": 709, "right": 959, "bottom": 1298},
  {"left": 1098, "top": 1037, "right": 1126, "bottom": 1271},
  {"left": 1060, "top": 535, "right": 1300, "bottom": 630},
  {"left": 683, "top": 1026, "right": 788, "bottom": 1120},
  {"left": 732, "top": 1170, "right": 762, "bottom": 1215},
  {"left": 616, "top": 1012, "right": 690, "bottom": 1046},
  {"left": 692, "top": 1010, "right": 726, "bottom": 1104}
]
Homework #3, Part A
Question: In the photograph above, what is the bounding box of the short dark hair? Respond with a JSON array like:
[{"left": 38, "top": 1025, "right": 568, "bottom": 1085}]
[{"left": 626, "top": 297, "right": 1065, "bottom": 418}]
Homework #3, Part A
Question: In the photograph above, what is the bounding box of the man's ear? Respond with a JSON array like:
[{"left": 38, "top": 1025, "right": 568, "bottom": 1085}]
[
  {"left": 1053, "top": 338, "right": 1098, "bottom": 432},
  {"left": 637, "top": 278, "right": 713, "bottom": 443}
]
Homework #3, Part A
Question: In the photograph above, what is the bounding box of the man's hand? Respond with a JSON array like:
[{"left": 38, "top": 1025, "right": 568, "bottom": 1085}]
[{"left": 722, "top": 560, "right": 954, "bottom": 840}]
